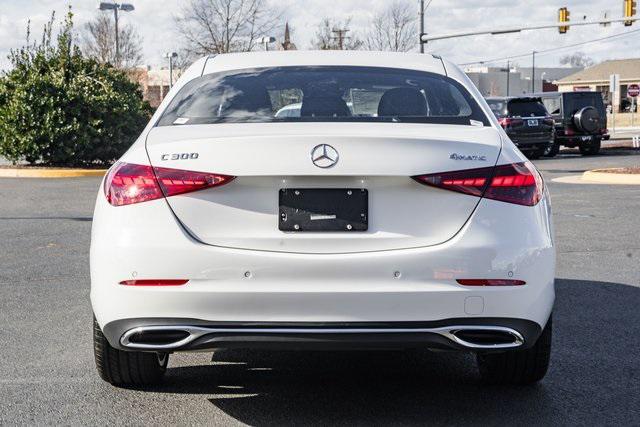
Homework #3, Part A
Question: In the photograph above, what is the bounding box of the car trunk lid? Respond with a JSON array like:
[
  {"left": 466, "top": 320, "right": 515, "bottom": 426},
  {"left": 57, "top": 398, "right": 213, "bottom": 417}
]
[{"left": 145, "top": 122, "right": 502, "bottom": 254}]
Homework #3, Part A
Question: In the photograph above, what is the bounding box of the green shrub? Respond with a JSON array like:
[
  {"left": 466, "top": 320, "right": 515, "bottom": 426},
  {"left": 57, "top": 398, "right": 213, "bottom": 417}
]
[{"left": 0, "top": 10, "right": 151, "bottom": 166}]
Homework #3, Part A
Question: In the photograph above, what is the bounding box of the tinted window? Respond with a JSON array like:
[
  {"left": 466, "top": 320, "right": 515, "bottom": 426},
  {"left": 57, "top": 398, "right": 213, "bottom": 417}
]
[
  {"left": 507, "top": 99, "right": 548, "bottom": 117},
  {"left": 563, "top": 93, "right": 605, "bottom": 116},
  {"left": 486, "top": 100, "right": 507, "bottom": 117},
  {"left": 157, "top": 66, "right": 489, "bottom": 126},
  {"left": 542, "top": 97, "right": 561, "bottom": 115}
]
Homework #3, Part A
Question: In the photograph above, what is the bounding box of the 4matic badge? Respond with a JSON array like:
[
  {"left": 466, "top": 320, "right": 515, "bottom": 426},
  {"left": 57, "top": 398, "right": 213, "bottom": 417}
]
[{"left": 449, "top": 153, "right": 487, "bottom": 161}]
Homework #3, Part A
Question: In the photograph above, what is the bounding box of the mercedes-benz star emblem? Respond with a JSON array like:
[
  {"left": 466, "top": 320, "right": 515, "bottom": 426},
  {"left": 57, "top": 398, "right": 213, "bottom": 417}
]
[{"left": 311, "top": 144, "right": 339, "bottom": 168}]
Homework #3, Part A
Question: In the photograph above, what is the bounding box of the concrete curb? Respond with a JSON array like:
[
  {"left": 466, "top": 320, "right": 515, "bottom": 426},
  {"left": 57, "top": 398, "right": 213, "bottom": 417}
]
[
  {"left": 0, "top": 168, "right": 107, "bottom": 178},
  {"left": 582, "top": 169, "right": 640, "bottom": 185}
]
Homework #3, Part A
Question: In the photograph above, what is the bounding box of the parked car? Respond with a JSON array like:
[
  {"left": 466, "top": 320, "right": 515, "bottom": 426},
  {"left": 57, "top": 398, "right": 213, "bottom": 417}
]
[
  {"left": 91, "top": 51, "right": 555, "bottom": 387},
  {"left": 535, "top": 91, "right": 609, "bottom": 157},
  {"left": 486, "top": 96, "right": 554, "bottom": 159}
]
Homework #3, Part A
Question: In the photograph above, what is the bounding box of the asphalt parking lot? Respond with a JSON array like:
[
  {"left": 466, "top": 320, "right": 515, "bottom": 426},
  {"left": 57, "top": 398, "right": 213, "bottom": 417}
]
[{"left": 1, "top": 149, "right": 639, "bottom": 425}]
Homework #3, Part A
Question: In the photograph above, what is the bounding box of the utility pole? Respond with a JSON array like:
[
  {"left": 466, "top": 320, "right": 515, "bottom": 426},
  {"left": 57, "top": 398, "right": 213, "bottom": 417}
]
[
  {"left": 114, "top": 7, "right": 119, "bottom": 62},
  {"left": 163, "top": 52, "right": 178, "bottom": 88},
  {"left": 419, "top": 0, "right": 425, "bottom": 53},
  {"left": 531, "top": 51, "right": 536, "bottom": 93},
  {"left": 331, "top": 28, "right": 349, "bottom": 50},
  {"left": 506, "top": 60, "right": 510, "bottom": 96}
]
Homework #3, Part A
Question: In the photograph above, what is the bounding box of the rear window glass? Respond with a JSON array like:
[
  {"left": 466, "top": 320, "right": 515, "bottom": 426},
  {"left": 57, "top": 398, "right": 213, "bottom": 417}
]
[
  {"left": 564, "top": 93, "right": 605, "bottom": 116},
  {"left": 486, "top": 100, "right": 506, "bottom": 117},
  {"left": 507, "top": 100, "right": 548, "bottom": 117},
  {"left": 542, "top": 97, "right": 561, "bottom": 115},
  {"left": 157, "top": 66, "right": 489, "bottom": 126}
]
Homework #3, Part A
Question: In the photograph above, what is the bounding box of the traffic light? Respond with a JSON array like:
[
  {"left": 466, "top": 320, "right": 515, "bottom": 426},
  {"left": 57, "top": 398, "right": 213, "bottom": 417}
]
[
  {"left": 624, "top": 0, "right": 637, "bottom": 26},
  {"left": 558, "top": 7, "right": 570, "bottom": 33}
]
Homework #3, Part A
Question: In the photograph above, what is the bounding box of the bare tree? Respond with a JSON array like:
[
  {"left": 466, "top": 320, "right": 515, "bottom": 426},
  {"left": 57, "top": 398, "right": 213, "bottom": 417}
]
[
  {"left": 81, "top": 13, "right": 143, "bottom": 68},
  {"left": 365, "top": 2, "right": 417, "bottom": 52},
  {"left": 310, "top": 18, "right": 363, "bottom": 50},
  {"left": 175, "top": 0, "right": 282, "bottom": 56},
  {"left": 560, "top": 51, "right": 595, "bottom": 68}
]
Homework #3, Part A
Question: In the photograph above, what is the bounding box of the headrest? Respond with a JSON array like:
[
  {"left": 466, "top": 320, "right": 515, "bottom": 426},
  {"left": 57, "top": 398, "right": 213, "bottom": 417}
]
[
  {"left": 378, "top": 88, "right": 428, "bottom": 117},
  {"left": 301, "top": 96, "right": 351, "bottom": 118}
]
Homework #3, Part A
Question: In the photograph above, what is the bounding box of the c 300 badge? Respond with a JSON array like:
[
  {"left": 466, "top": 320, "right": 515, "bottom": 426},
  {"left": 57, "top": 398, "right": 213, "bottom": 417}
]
[{"left": 161, "top": 152, "right": 199, "bottom": 161}]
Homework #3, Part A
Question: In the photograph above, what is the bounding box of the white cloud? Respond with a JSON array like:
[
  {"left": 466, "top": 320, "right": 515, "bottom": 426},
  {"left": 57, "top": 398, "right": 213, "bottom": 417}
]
[{"left": 1, "top": 0, "right": 638, "bottom": 71}]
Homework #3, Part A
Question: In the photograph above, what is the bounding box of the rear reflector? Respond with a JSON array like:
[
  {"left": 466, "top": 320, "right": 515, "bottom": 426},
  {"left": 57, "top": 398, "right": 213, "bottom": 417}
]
[
  {"left": 119, "top": 279, "right": 189, "bottom": 286},
  {"left": 456, "top": 279, "right": 526, "bottom": 286},
  {"left": 412, "top": 162, "right": 543, "bottom": 206},
  {"left": 104, "top": 162, "right": 234, "bottom": 206}
]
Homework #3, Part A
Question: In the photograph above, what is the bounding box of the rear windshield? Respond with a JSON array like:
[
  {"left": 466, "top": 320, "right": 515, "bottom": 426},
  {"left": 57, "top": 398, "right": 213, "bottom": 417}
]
[
  {"left": 563, "top": 93, "right": 605, "bottom": 116},
  {"left": 507, "top": 99, "right": 548, "bottom": 117},
  {"left": 486, "top": 99, "right": 507, "bottom": 117},
  {"left": 157, "top": 66, "right": 489, "bottom": 126}
]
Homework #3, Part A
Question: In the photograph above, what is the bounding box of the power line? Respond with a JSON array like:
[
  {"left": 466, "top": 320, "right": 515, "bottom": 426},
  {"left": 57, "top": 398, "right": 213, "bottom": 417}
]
[
  {"left": 424, "top": 0, "right": 434, "bottom": 13},
  {"left": 457, "top": 28, "right": 640, "bottom": 66}
]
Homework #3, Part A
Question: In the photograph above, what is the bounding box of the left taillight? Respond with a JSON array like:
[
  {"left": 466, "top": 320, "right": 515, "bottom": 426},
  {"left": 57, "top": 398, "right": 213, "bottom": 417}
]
[
  {"left": 104, "top": 162, "right": 235, "bottom": 206},
  {"left": 412, "top": 162, "right": 543, "bottom": 207}
]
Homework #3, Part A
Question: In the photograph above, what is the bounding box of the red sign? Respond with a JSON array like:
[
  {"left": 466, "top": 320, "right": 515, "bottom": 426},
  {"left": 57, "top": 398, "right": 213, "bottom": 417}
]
[{"left": 629, "top": 84, "right": 640, "bottom": 97}]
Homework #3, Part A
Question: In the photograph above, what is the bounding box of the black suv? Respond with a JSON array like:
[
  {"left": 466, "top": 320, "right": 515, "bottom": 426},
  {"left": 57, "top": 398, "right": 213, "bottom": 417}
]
[
  {"left": 535, "top": 91, "right": 609, "bottom": 157},
  {"left": 486, "top": 96, "right": 554, "bottom": 159}
]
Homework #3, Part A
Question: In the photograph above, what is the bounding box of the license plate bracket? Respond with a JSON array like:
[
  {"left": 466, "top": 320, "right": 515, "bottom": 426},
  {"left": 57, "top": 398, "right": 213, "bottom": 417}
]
[{"left": 279, "top": 188, "right": 368, "bottom": 232}]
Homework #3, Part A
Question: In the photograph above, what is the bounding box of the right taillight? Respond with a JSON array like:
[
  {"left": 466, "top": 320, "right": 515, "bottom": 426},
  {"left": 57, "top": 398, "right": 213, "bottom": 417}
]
[
  {"left": 412, "top": 162, "right": 543, "bottom": 206},
  {"left": 498, "top": 117, "right": 523, "bottom": 128},
  {"left": 104, "top": 162, "right": 234, "bottom": 207}
]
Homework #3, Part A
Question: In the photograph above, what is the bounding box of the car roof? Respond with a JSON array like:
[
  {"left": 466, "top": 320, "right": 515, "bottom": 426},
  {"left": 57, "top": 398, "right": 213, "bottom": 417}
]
[
  {"left": 201, "top": 50, "right": 447, "bottom": 75},
  {"left": 486, "top": 96, "right": 542, "bottom": 102},
  {"left": 530, "top": 91, "right": 600, "bottom": 97}
]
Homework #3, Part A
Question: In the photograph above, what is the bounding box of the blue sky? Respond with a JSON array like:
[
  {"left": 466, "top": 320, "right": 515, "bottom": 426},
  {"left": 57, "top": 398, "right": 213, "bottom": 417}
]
[{"left": 1, "top": 0, "right": 639, "bottom": 70}]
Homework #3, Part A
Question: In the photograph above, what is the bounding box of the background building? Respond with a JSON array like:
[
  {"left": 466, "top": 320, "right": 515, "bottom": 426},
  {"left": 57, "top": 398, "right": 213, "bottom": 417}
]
[
  {"left": 556, "top": 58, "right": 640, "bottom": 112},
  {"left": 128, "top": 67, "right": 183, "bottom": 108},
  {"left": 465, "top": 65, "right": 582, "bottom": 97}
]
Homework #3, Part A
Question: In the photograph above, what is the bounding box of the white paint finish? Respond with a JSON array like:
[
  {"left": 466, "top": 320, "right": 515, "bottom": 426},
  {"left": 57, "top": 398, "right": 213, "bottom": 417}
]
[
  {"left": 146, "top": 123, "right": 502, "bottom": 176},
  {"left": 202, "top": 50, "right": 446, "bottom": 75},
  {"left": 145, "top": 123, "right": 502, "bottom": 253},
  {"left": 91, "top": 53, "right": 555, "bottom": 347},
  {"left": 91, "top": 180, "right": 554, "bottom": 329},
  {"left": 465, "top": 296, "right": 485, "bottom": 315}
]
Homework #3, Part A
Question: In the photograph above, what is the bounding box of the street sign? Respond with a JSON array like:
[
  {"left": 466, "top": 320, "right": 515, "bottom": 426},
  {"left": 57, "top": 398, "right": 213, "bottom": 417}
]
[
  {"left": 610, "top": 74, "right": 620, "bottom": 93},
  {"left": 628, "top": 84, "right": 640, "bottom": 97}
]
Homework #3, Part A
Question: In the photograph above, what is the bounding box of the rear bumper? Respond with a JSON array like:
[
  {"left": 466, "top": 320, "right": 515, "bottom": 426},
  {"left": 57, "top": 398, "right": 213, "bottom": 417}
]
[
  {"left": 104, "top": 317, "right": 542, "bottom": 352},
  {"left": 507, "top": 133, "right": 553, "bottom": 150},
  {"left": 555, "top": 134, "right": 602, "bottom": 147},
  {"left": 91, "top": 191, "right": 555, "bottom": 351}
]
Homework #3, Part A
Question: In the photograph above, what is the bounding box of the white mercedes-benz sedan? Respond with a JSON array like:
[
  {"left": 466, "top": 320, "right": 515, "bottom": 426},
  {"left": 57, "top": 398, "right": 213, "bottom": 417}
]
[{"left": 91, "top": 51, "right": 554, "bottom": 387}]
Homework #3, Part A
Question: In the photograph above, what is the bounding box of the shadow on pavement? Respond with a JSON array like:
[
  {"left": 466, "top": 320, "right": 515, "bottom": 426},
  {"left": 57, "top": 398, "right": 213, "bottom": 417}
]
[{"left": 152, "top": 278, "right": 640, "bottom": 425}]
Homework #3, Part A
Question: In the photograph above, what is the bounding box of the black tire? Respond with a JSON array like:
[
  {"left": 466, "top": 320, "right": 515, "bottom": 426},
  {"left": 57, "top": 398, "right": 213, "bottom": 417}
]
[
  {"left": 93, "top": 317, "right": 168, "bottom": 387},
  {"left": 543, "top": 142, "right": 560, "bottom": 158},
  {"left": 525, "top": 147, "right": 545, "bottom": 160},
  {"left": 579, "top": 138, "right": 601, "bottom": 156},
  {"left": 476, "top": 316, "right": 552, "bottom": 385}
]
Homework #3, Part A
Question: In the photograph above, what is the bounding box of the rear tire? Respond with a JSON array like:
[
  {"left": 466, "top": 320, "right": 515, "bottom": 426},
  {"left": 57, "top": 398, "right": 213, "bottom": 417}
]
[
  {"left": 543, "top": 142, "right": 560, "bottom": 158},
  {"left": 525, "top": 147, "right": 544, "bottom": 160},
  {"left": 93, "top": 317, "right": 168, "bottom": 387},
  {"left": 476, "top": 316, "right": 552, "bottom": 385},
  {"left": 579, "top": 138, "right": 601, "bottom": 156}
]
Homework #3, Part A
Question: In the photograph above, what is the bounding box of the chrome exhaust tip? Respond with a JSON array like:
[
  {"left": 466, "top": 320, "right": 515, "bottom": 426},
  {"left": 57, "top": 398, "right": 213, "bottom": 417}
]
[
  {"left": 442, "top": 326, "right": 524, "bottom": 349},
  {"left": 121, "top": 326, "right": 197, "bottom": 350}
]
